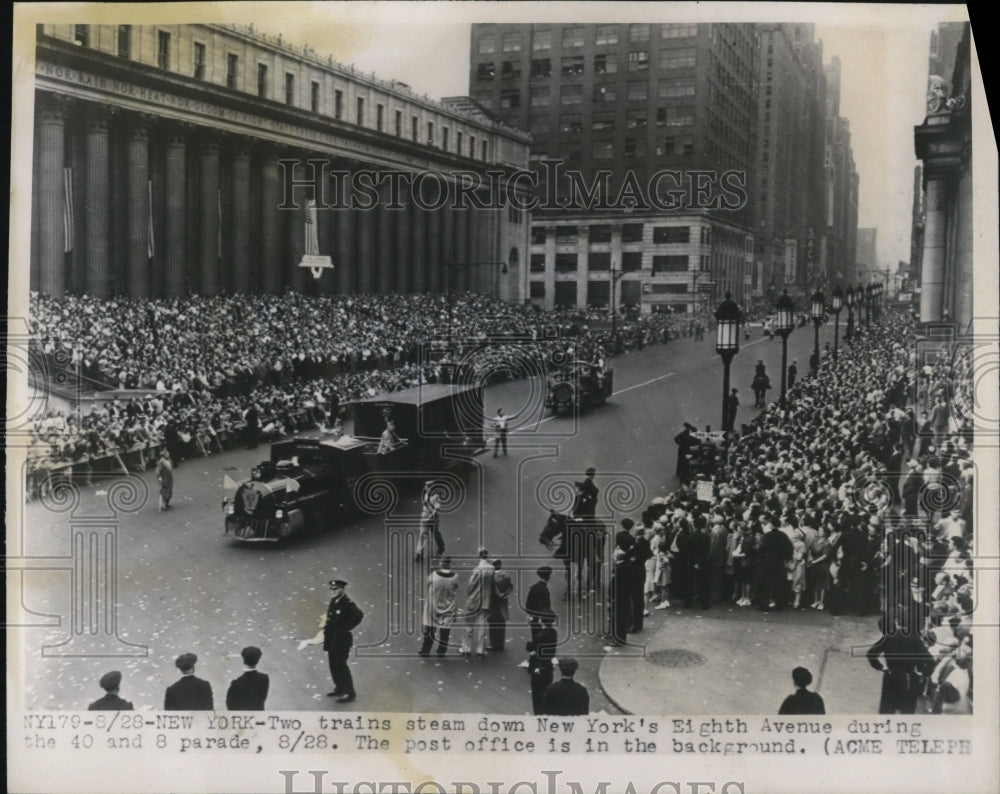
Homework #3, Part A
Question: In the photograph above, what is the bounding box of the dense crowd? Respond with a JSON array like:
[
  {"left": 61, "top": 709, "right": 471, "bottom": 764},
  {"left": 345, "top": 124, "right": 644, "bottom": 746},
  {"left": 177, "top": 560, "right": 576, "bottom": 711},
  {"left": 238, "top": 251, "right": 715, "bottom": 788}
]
[
  {"left": 26, "top": 290, "right": 703, "bottom": 488},
  {"left": 608, "top": 316, "right": 975, "bottom": 713}
]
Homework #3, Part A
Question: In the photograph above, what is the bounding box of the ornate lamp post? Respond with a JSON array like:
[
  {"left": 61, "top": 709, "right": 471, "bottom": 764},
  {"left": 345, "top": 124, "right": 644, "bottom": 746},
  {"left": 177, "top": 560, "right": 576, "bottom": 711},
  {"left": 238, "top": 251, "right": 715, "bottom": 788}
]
[
  {"left": 845, "top": 285, "right": 856, "bottom": 343},
  {"left": 874, "top": 282, "right": 883, "bottom": 323},
  {"left": 830, "top": 286, "right": 844, "bottom": 362},
  {"left": 775, "top": 289, "right": 795, "bottom": 399},
  {"left": 715, "top": 292, "right": 742, "bottom": 432},
  {"left": 865, "top": 283, "right": 873, "bottom": 330},
  {"left": 810, "top": 289, "right": 825, "bottom": 373}
]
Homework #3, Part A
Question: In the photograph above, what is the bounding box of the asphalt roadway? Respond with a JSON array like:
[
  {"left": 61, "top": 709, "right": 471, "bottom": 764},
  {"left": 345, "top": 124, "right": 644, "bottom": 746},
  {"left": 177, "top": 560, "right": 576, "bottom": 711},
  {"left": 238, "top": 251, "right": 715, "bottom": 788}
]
[{"left": 14, "top": 319, "right": 884, "bottom": 715}]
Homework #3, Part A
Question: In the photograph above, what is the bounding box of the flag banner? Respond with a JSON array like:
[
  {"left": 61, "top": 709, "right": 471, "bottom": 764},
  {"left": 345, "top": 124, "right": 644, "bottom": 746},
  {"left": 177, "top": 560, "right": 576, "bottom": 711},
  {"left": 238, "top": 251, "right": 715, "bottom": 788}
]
[
  {"left": 147, "top": 180, "right": 154, "bottom": 259},
  {"left": 63, "top": 167, "right": 73, "bottom": 253},
  {"left": 304, "top": 199, "right": 319, "bottom": 255}
]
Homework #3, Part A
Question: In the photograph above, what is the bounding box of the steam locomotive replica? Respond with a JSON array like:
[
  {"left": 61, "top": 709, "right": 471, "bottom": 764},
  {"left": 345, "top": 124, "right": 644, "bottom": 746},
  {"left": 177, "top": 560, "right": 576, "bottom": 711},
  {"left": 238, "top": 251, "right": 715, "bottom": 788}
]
[
  {"left": 223, "top": 383, "right": 485, "bottom": 542},
  {"left": 544, "top": 361, "right": 614, "bottom": 416}
]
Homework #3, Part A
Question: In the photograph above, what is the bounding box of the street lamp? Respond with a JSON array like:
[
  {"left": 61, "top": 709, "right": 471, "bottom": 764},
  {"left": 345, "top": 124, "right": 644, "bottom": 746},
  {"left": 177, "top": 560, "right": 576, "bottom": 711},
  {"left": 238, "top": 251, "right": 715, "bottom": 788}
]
[
  {"left": 874, "top": 282, "right": 883, "bottom": 323},
  {"left": 845, "top": 285, "right": 856, "bottom": 343},
  {"left": 810, "top": 289, "right": 825, "bottom": 373},
  {"left": 715, "top": 292, "right": 742, "bottom": 432},
  {"left": 864, "top": 284, "right": 873, "bottom": 330},
  {"left": 830, "top": 286, "right": 844, "bottom": 362},
  {"left": 775, "top": 289, "right": 795, "bottom": 400}
]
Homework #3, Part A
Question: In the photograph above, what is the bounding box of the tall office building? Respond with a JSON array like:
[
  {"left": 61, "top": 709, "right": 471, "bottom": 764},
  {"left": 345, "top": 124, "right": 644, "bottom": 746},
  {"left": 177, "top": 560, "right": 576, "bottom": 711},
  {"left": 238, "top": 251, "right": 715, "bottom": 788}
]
[
  {"left": 469, "top": 23, "right": 760, "bottom": 313},
  {"left": 754, "top": 23, "right": 828, "bottom": 305},
  {"left": 856, "top": 227, "right": 878, "bottom": 278}
]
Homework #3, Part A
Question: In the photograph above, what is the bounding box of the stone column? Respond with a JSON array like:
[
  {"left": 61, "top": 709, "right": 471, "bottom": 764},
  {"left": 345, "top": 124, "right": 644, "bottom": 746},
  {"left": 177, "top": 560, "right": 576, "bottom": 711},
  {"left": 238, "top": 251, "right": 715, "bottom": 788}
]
[
  {"left": 199, "top": 133, "right": 221, "bottom": 295},
  {"left": 453, "top": 204, "right": 469, "bottom": 296},
  {"left": 84, "top": 105, "right": 112, "bottom": 298},
  {"left": 289, "top": 157, "right": 308, "bottom": 294},
  {"left": 355, "top": 174, "right": 375, "bottom": 293},
  {"left": 393, "top": 198, "right": 411, "bottom": 294},
  {"left": 230, "top": 142, "right": 251, "bottom": 294},
  {"left": 334, "top": 162, "right": 355, "bottom": 294},
  {"left": 164, "top": 124, "right": 188, "bottom": 297},
  {"left": 376, "top": 180, "right": 394, "bottom": 294},
  {"left": 426, "top": 208, "right": 442, "bottom": 294},
  {"left": 37, "top": 95, "right": 69, "bottom": 297},
  {"left": 410, "top": 202, "right": 426, "bottom": 293},
  {"left": 260, "top": 148, "right": 282, "bottom": 294},
  {"left": 126, "top": 114, "right": 152, "bottom": 297},
  {"left": 466, "top": 209, "right": 480, "bottom": 294},
  {"left": 919, "top": 173, "right": 948, "bottom": 324},
  {"left": 441, "top": 205, "right": 455, "bottom": 295}
]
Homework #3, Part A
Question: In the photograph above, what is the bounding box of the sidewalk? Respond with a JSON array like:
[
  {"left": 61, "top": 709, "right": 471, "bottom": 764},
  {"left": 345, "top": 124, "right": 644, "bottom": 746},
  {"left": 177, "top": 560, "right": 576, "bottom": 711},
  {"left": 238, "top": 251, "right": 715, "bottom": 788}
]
[{"left": 597, "top": 603, "right": 887, "bottom": 714}]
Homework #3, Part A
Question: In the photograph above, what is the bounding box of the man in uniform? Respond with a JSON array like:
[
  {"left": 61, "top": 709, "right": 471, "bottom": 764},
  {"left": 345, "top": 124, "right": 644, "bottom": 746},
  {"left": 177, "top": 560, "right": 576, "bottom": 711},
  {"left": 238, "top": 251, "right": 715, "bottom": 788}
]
[
  {"left": 226, "top": 646, "right": 270, "bottom": 710},
  {"left": 88, "top": 671, "right": 133, "bottom": 711},
  {"left": 867, "top": 610, "right": 934, "bottom": 714},
  {"left": 787, "top": 360, "right": 798, "bottom": 391},
  {"left": 541, "top": 657, "right": 590, "bottom": 716},
  {"left": 574, "top": 468, "right": 599, "bottom": 519},
  {"left": 524, "top": 566, "right": 553, "bottom": 648},
  {"left": 164, "top": 652, "right": 214, "bottom": 710},
  {"left": 527, "top": 611, "right": 558, "bottom": 714},
  {"left": 674, "top": 423, "right": 700, "bottom": 483},
  {"left": 377, "top": 420, "right": 401, "bottom": 455},
  {"left": 323, "top": 580, "right": 364, "bottom": 703}
]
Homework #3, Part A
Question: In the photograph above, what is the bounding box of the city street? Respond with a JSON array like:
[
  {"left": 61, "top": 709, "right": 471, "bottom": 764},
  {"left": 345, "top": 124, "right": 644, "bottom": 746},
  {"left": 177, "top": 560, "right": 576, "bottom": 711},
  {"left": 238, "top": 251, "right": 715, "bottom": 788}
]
[{"left": 16, "top": 319, "right": 881, "bottom": 715}]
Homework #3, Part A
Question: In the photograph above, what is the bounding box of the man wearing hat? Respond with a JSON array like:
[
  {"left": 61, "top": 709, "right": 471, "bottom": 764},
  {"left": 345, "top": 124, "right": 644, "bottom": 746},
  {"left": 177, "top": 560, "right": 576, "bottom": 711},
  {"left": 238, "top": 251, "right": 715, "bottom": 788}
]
[
  {"left": 226, "top": 646, "right": 270, "bottom": 710},
  {"left": 526, "top": 611, "right": 558, "bottom": 714},
  {"left": 674, "top": 423, "right": 700, "bottom": 484},
  {"left": 777, "top": 667, "right": 825, "bottom": 715},
  {"left": 573, "top": 468, "right": 598, "bottom": 519},
  {"left": 164, "top": 653, "right": 214, "bottom": 710},
  {"left": 901, "top": 459, "right": 923, "bottom": 517},
  {"left": 88, "top": 671, "right": 133, "bottom": 711},
  {"left": 540, "top": 657, "right": 590, "bottom": 716},
  {"left": 524, "top": 566, "right": 553, "bottom": 655},
  {"left": 323, "top": 580, "right": 364, "bottom": 702}
]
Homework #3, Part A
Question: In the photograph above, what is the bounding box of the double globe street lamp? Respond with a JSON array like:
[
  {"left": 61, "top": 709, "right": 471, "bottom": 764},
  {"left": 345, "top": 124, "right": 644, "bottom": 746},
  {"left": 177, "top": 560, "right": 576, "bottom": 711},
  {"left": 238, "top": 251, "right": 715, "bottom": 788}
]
[
  {"left": 715, "top": 292, "right": 742, "bottom": 432},
  {"left": 810, "top": 289, "right": 825, "bottom": 373},
  {"left": 775, "top": 289, "right": 795, "bottom": 400},
  {"left": 830, "top": 286, "right": 844, "bottom": 362}
]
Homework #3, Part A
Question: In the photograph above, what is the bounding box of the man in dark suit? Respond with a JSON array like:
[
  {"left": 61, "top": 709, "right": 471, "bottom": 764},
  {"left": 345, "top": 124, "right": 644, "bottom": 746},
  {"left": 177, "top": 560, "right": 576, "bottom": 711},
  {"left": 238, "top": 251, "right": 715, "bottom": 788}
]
[
  {"left": 164, "top": 653, "right": 214, "bottom": 710},
  {"left": 226, "top": 646, "right": 270, "bottom": 710},
  {"left": 524, "top": 566, "right": 552, "bottom": 646},
  {"left": 867, "top": 611, "right": 934, "bottom": 714},
  {"left": 323, "top": 579, "right": 364, "bottom": 703},
  {"left": 573, "top": 468, "right": 598, "bottom": 519},
  {"left": 778, "top": 667, "right": 826, "bottom": 714},
  {"left": 527, "top": 611, "right": 558, "bottom": 715},
  {"left": 541, "top": 657, "right": 590, "bottom": 716},
  {"left": 88, "top": 670, "right": 133, "bottom": 711}
]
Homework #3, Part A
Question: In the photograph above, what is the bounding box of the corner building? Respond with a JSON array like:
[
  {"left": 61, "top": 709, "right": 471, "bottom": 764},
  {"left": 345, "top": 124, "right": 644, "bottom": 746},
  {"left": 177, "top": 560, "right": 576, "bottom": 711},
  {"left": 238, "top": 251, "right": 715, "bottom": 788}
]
[
  {"left": 30, "top": 24, "right": 530, "bottom": 299},
  {"left": 469, "top": 23, "right": 759, "bottom": 313}
]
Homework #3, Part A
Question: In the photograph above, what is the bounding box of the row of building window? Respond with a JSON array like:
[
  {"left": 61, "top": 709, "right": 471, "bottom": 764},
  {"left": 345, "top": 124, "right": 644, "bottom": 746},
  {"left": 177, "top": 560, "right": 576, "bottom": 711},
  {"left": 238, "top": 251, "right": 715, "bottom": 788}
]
[
  {"left": 494, "top": 77, "right": 695, "bottom": 108},
  {"left": 69, "top": 25, "right": 491, "bottom": 160},
  {"left": 536, "top": 133, "right": 695, "bottom": 161},
  {"left": 476, "top": 50, "right": 696, "bottom": 82},
  {"left": 477, "top": 24, "right": 698, "bottom": 54},
  {"left": 531, "top": 253, "right": 707, "bottom": 275},
  {"left": 532, "top": 225, "right": 704, "bottom": 245}
]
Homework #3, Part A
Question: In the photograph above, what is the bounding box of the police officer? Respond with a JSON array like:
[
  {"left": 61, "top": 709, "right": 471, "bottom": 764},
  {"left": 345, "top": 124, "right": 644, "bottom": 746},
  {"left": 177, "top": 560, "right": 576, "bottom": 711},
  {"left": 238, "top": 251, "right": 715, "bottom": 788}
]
[
  {"left": 573, "top": 468, "right": 598, "bottom": 519},
  {"left": 866, "top": 610, "right": 934, "bottom": 714},
  {"left": 88, "top": 671, "right": 133, "bottom": 711},
  {"left": 323, "top": 579, "right": 364, "bottom": 703},
  {"left": 493, "top": 408, "right": 517, "bottom": 458}
]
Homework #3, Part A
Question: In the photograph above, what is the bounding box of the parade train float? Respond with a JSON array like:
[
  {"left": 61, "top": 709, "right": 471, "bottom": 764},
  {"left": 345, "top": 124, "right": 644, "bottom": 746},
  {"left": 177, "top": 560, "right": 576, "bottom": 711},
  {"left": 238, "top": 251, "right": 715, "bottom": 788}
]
[
  {"left": 544, "top": 361, "right": 614, "bottom": 416},
  {"left": 223, "top": 383, "right": 485, "bottom": 542}
]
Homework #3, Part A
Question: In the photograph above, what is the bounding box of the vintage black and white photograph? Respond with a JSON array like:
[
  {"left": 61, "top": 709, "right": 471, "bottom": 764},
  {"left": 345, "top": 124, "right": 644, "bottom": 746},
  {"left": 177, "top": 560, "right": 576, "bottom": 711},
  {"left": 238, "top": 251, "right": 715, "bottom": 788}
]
[{"left": 7, "top": 2, "right": 998, "bottom": 793}]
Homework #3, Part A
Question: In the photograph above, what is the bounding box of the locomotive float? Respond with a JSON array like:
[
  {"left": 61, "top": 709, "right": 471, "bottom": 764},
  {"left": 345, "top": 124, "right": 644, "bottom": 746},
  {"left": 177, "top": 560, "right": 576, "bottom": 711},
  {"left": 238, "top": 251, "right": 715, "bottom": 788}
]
[
  {"left": 544, "top": 360, "right": 614, "bottom": 416},
  {"left": 223, "top": 383, "right": 485, "bottom": 541}
]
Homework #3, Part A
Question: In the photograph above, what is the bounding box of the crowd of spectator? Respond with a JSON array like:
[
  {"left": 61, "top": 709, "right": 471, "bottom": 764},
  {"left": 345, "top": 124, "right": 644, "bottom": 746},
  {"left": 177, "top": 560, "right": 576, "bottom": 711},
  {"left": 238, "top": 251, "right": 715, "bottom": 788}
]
[
  {"left": 611, "top": 315, "right": 975, "bottom": 713},
  {"left": 25, "top": 290, "right": 703, "bottom": 491}
]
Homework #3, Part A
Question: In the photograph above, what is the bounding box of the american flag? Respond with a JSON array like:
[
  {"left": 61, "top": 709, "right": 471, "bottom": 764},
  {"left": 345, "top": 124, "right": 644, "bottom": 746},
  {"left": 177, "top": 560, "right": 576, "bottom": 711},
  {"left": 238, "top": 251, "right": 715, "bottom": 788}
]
[
  {"left": 63, "top": 168, "right": 73, "bottom": 253},
  {"left": 304, "top": 199, "right": 319, "bottom": 255}
]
